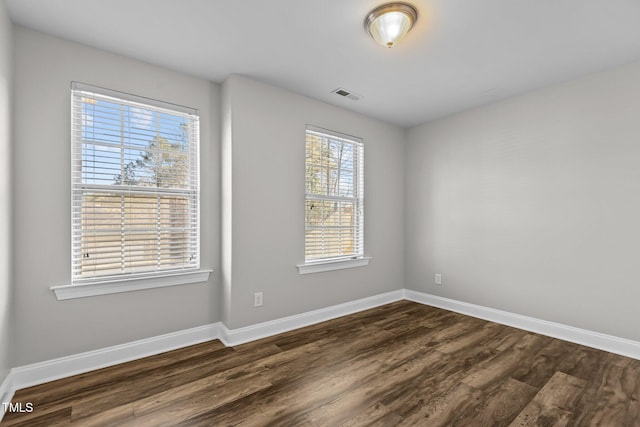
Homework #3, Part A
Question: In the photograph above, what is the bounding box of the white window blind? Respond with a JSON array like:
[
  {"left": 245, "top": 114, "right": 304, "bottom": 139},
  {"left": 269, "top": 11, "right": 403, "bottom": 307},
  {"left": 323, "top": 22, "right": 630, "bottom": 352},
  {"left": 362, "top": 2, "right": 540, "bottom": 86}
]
[
  {"left": 71, "top": 82, "right": 200, "bottom": 283},
  {"left": 305, "top": 126, "right": 364, "bottom": 262}
]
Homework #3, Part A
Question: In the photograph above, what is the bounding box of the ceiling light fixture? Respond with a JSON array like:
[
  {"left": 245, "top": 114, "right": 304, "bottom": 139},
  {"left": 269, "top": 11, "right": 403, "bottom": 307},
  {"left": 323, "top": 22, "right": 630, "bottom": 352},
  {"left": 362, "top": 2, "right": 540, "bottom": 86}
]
[{"left": 365, "top": 3, "right": 418, "bottom": 48}]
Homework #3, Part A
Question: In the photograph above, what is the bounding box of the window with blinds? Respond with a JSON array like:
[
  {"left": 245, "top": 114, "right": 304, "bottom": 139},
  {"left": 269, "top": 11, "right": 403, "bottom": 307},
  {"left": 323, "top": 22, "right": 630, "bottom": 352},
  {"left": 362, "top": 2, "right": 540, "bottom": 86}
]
[
  {"left": 305, "top": 126, "right": 364, "bottom": 262},
  {"left": 71, "top": 82, "right": 200, "bottom": 283}
]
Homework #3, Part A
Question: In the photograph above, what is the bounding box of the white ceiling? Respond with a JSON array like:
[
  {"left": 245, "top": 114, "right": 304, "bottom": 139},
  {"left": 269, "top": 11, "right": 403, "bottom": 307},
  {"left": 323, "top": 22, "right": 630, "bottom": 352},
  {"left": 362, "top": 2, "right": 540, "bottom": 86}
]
[{"left": 6, "top": 0, "right": 640, "bottom": 128}]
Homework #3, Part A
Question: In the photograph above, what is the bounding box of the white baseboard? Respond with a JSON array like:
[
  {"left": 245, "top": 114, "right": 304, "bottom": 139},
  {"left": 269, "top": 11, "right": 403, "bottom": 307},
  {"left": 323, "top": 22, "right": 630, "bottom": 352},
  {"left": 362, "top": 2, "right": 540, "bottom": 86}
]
[
  {"left": 10, "top": 322, "right": 221, "bottom": 392},
  {"left": 220, "top": 290, "right": 405, "bottom": 346},
  {"left": 404, "top": 289, "right": 640, "bottom": 360}
]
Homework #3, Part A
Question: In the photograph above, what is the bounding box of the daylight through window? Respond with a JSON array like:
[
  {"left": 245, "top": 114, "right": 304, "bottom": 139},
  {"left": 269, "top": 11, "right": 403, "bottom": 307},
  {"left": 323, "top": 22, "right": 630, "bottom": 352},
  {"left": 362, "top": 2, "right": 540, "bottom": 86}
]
[
  {"left": 305, "top": 126, "right": 364, "bottom": 262},
  {"left": 71, "top": 83, "right": 200, "bottom": 282}
]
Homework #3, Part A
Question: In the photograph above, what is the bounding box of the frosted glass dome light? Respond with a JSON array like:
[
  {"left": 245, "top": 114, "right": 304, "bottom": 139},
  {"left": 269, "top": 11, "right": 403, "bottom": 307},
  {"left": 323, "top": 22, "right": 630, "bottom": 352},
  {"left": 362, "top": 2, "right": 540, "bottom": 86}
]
[{"left": 365, "top": 3, "right": 418, "bottom": 48}]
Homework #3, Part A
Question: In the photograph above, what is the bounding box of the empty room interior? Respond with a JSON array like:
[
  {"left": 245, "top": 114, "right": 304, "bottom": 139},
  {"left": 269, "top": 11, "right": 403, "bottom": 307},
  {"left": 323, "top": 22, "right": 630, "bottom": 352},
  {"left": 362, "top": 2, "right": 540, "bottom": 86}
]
[{"left": 1, "top": 0, "right": 640, "bottom": 425}]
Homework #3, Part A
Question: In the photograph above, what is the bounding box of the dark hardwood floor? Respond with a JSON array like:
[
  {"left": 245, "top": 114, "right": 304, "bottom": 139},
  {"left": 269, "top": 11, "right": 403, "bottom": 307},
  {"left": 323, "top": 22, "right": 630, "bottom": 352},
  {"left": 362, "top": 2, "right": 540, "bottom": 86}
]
[{"left": 3, "top": 301, "right": 640, "bottom": 426}]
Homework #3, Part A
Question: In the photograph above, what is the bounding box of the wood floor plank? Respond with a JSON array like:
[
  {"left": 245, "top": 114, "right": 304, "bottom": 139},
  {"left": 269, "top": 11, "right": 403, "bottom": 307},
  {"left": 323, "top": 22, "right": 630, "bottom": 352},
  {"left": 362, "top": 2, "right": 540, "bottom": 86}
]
[
  {"left": 462, "top": 378, "right": 538, "bottom": 426},
  {"left": 71, "top": 404, "right": 135, "bottom": 427},
  {"left": 301, "top": 349, "right": 450, "bottom": 425},
  {"left": 221, "top": 349, "right": 390, "bottom": 425},
  {"left": 3, "top": 407, "right": 71, "bottom": 427},
  {"left": 570, "top": 364, "right": 640, "bottom": 427},
  {"left": 74, "top": 343, "right": 281, "bottom": 420},
  {"left": 461, "top": 333, "right": 549, "bottom": 390},
  {"left": 434, "top": 322, "right": 504, "bottom": 355},
  {"left": 378, "top": 346, "right": 498, "bottom": 421},
  {"left": 3, "top": 300, "right": 640, "bottom": 427},
  {"left": 484, "top": 326, "right": 529, "bottom": 352},
  {"left": 511, "top": 339, "right": 577, "bottom": 388},
  {"left": 556, "top": 345, "right": 608, "bottom": 383},
  {"left": 122, "top": 371, "right": 271, "bottom": 426},
  {"left": 338, "top": 402, "right": 403, "bottom": 427},
  {"left": 510, "top": 372, "right": 586, "bottom": 426},
  {"left": 398, "top": 382, "right": 483, "bottom": 426}
]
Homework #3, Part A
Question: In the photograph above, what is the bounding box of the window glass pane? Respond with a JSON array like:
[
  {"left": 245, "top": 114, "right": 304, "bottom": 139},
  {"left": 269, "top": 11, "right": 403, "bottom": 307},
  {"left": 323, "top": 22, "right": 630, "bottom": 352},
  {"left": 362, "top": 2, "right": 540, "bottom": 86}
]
[{"left": 339, "top": 171, "right": 354, "bottom": 197}]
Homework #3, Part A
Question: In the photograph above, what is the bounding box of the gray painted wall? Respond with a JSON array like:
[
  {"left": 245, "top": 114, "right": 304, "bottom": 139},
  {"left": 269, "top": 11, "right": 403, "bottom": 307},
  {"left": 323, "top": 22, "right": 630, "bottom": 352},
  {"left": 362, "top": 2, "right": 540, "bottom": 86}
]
[
  {"left": 406, "top": 61, "right": 640, "bottom": 342},
  {"left": 12, "top": 27, "right": 221, "bottom": 366},
  {"left": 0, "top": 0, "right": 13, "bottom": 382},
  {"left": 223, "top": 75, "right": 405, "bottom": 329}
]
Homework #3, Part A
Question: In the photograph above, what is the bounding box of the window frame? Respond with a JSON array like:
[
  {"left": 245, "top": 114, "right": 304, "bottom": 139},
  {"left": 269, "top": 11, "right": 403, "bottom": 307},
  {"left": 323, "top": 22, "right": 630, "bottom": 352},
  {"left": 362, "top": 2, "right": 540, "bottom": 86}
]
[
  {"left": 298, "top": 125, "right": 370, "bottom": 274},
  {"left": 51, "top": 82, "right": 210, "bottom": 299}
]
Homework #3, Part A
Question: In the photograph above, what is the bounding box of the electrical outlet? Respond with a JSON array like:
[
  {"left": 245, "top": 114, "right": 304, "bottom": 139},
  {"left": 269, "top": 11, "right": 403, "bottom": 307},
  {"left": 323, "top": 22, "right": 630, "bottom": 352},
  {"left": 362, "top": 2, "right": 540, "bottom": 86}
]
[
  {"left": 435, "top": 273, "right": 442, "bottom": 285},
  {"left": 254, "top": 292, "right": 263, "bottom": 307}
]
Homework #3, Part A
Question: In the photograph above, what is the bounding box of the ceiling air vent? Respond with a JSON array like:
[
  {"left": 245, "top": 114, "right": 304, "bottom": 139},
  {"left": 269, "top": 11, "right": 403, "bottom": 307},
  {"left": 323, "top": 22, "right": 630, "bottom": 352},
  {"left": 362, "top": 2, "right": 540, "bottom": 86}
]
[{"left": 332, "top": 88, "right": 362, "bottom": 101}]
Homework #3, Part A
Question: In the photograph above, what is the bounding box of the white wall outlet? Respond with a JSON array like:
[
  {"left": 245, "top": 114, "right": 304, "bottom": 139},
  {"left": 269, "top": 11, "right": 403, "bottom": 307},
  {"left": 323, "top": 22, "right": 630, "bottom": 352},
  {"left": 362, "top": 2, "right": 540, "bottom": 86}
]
[
  {"left": 254, "top": 292, "right": 263, "bottom": 307},
  {"left": 435, "top": 273, "right": 442, "bottom": 285}
]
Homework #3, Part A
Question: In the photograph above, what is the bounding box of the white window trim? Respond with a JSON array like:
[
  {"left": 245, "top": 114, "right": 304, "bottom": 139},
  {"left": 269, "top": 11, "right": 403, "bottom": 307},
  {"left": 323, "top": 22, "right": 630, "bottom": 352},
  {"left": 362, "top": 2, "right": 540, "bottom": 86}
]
[
  {"left": 51, "top": 269, "right": 212, "bottom": 300},
  {"left": 297, "top": 257, "right": 371, "bottom": 275},
  {"left": 69, "top": 82, "right": 201, "bottom": 288},
  {"left": 304, "top": 125, "right": 366, "bottom": 266}
]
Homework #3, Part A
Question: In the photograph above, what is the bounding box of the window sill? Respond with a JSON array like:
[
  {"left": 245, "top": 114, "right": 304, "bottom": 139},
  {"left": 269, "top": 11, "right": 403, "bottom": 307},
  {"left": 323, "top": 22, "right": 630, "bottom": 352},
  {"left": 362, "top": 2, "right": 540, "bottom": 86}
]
[
  {"left": 50, "top": 270, "right": 213, "bottom": 300},
  {"left": 297, "top": 257, "right": 371, "bottom": 275}
]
